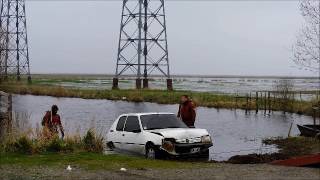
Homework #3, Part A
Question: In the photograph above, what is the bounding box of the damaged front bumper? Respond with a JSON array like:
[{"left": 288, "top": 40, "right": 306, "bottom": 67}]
[{"left": 160, "top": 142, "right": 213, "bottom": 156}]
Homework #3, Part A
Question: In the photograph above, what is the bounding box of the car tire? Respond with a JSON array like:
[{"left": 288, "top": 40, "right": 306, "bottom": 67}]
[
  {"left": 106, "top": 142, "right": 115, "bottom": 150},
  {"left": 199, "top": 149, "right": 209, "bottom": 159},
  {"left": 145, "top": 144, "right": 160, "bottom": 159}
]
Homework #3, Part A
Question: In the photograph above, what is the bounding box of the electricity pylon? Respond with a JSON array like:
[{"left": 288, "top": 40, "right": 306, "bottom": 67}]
[
  {"left": 0, "top": 0, "right": 31, "bottom": 82},
  {"left": 113, "top": 0, "right": 172, "bottom": 90}
]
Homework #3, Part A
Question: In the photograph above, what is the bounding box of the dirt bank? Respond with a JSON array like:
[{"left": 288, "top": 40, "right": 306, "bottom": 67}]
[{"left": 225, "top": 137, "right": 320, "bottom": 164}]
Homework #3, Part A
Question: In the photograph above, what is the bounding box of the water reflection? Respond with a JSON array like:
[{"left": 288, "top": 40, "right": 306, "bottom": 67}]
[{"left": 12, "top": 94, "right": 313, "bottom": 160}]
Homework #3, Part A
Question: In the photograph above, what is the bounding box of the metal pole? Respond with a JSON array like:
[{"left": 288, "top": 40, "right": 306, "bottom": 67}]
[
  {"left": 4, "top": 0, "right": 10, "bottom": 80},
  {"left": 318, "top": 0, "right": 320, "bottom": 99},
  {"left": 162, "top": 0, "right": 170, "bottom": 78},
  {"left": 143, "top": 0, "right": 147, "bottom": 77},
  {"left": 136, "top": 0, "right": 143, "bottom": 89},
  {"left": 113, "top": 0, "right": 126, "bottom": 89},
  {"left": 162, "top": 0, "right": 172, "bottom": 90},
  {"left": 0, "top": 0, "right": 3, "bottom": 81},
  {"left": 115, "top": 0, "right": 126, "bottom": 78},
  {"left": 143, "top": 0, "right": 148, "bottom": 88},
  {"left": 16, "top": 0, "right": 20, "bottom": 81},
  {"left": 22, "top": 1, "right": 31, "bottom": 82}
]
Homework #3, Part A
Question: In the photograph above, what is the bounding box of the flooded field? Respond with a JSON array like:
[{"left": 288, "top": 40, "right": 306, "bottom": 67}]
[
  {"left": 12, "top": 94, "right": 314, "bottom": 161},
  {"left": 35, "top": 75, "right": 319, "bottom": 95}
]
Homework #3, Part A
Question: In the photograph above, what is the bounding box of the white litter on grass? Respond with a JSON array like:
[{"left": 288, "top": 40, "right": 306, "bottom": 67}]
[
  {"left": 66, "top": 165, "right": 72, "bottom": 171},
  {"left": 120, "top": 168, "right": 127, "bottom": 172},
  {"left": 122, "top": 97, "right": 127, "bottom": 100}
]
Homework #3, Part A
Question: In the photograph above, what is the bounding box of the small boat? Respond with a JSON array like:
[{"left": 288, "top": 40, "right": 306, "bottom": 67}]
[
  {"left": 270, "top": 153, "right": 320, "bottom": 167},
  {"left": 297, "top": 124, "right": 320, "bottom": 137}
]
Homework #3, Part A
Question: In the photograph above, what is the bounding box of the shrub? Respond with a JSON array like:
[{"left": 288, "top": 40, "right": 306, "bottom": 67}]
[
  {"left": 0, "top": 125, "right": 104, "bottom": 154},
  {"left": 45, "top": 137, "right": 66, "bottom": 152},
  {"left": 83, "top": 129, "right": 104, "bottom": 153},
  {"left": 10, "top": 136, "right": 33, "bottom": 154}
]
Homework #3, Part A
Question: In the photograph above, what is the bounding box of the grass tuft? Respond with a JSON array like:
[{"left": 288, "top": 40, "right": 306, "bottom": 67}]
[
  {"left": 83, "top": 129, "right": 104, "bottom": 153},
  {"left": 0, "top": 129, "right": 104, "bottom": 154}
]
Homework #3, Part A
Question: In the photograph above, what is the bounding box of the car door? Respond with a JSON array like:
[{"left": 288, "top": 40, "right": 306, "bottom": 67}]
[
  {"left": 110, "top": 115, "right": 127, "bottom": 150},
  {"left": 122, "top": 116, "right": 145, "bottom": 154}
]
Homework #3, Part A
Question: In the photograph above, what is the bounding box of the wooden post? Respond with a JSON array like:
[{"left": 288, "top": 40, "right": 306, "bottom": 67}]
[
  {"left": 313, "top": 108, "right": 316, "bottom": 126},
  {"left": 264, "top": 92, "right": 267, "bottom": 115},
  {"left": 249, "top": 92, "right": 252, "bottom": 110},
  {"left": 273, "top": 93, "right": 276, "bottom": 114},
  {"left": 299, "top": 91, "right": 302, "bottom": 101},
  {"left": 268, "top": 91, "right": 271, "bottom": 114},
  {"left": 245, "top": 94, "right": 249, "bottom": 115},
  {"left": 292, "top": 92, "right": 295, "bottom": 113},
  {"left": 7, "top": 94, "right": 12, "bottom": 134},
  {"left": 288, "top": 121, "right": 293, "bottom": 138},
  {"left": 255, "top": 92, "right": 259, "bottom": 114},
  {"left": 235, "top": 95, "right": 238, "bottom": 109}
]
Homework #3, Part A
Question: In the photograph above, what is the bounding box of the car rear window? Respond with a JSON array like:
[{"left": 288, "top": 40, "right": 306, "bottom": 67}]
[
  {"left": 140, "top": 114, "right": 187, "bottom": 130},
  {"left": 124, "top": 116, "right": 140, "bottom": 132},
  {"left": 116, "top": 116, "right": 127, "bottom": 131}
]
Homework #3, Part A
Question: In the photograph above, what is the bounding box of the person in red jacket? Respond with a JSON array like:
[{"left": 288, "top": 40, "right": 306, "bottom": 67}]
[
  {"left": 42, "top": 105, "right": 64, "bottom": 138},
  {"left": 177, "top": 95, "right": 196, "bottom": 128}
]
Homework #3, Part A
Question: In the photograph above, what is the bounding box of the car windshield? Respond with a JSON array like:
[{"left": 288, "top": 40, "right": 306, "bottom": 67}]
[{"left": 140, "top": 114, "right": 188, "bottom": 130}]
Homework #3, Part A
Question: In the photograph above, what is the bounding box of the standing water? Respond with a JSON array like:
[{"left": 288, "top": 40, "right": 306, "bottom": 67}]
[{"left": 12, "top": 94, "right": 313, "bottom": 160}]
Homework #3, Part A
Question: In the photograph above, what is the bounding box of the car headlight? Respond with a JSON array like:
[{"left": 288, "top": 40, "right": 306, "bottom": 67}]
[
  {"left": 162, "top": 139, "right": 175, "bottom": 152},
  {"left": 201, "top": 135, "right": 212, "bottom": 144}
]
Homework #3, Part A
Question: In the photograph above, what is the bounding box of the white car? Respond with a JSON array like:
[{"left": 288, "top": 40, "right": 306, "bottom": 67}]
[{"left": 106, "top": 112, "right": 213, "bottom": 159}]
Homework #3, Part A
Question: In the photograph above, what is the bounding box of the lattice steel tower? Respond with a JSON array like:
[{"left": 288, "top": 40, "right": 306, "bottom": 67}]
[
  {"left": 0, "top": 0, "right": 31, "bottom": 82},
  {"left": 113, "top": 0, "right": 172, "bottom": 90}
]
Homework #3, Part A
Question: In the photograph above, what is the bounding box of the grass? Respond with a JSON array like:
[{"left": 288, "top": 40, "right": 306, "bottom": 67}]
[
  {"left": 0, "top": 152, "right": 212, "bottom": 170},
  {"left": 0, "top": 80, "right": 317, "bottom": 116}
]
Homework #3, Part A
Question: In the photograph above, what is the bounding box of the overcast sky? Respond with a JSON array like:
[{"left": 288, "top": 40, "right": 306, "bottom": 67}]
[{"left": 25, "top": 0, "right": 315, "bottom": 76}]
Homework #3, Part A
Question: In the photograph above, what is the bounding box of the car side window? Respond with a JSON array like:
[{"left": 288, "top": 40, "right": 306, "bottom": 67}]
[
  {"left": 124, "top": 116, "right": 141, "bottom": 132},
  {"left": 116, "top": 116, "right": 127, "bottom": 131}
]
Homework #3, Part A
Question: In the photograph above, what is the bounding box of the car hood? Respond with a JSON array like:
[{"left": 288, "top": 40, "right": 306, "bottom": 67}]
[{"left": 146, "top": 128, "right": 209, "bottom": 139}]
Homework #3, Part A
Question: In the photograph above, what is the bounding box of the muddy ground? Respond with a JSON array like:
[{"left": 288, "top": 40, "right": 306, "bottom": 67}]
[{"left": 1, "top": 163, "right": 319, "bottom": 180}]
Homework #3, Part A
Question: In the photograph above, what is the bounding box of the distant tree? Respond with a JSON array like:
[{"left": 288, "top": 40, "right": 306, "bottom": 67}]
[
  {"left": 274, "top": 79, "right": 295, "bottom": 113},
  {"left": 293, "top": 0, "right": 320, "bottom": 73}
]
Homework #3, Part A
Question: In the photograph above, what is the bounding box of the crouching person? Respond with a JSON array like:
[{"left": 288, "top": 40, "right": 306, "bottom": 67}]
[{"left": 42, "top": 105, "right": 64, "bottom": 139}]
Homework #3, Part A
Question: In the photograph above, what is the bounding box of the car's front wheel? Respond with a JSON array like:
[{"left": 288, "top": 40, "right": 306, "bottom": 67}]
[
  {"left": 199, "top": 149, "right": 210, "bottom": 159},
  {"left": 145, "top": 144, "right": 161, "bottom": 159},
  {"left": 106, "top": 142, "right": 115, "bottom": 150}
]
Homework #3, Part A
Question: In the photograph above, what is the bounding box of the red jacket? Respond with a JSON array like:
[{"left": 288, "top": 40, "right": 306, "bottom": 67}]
[
  {"left": 42, "top": 111, "right": 63, "bottom": 134},
  {"left": 177, "top": 100, "right": 196, "bottom": 127}
]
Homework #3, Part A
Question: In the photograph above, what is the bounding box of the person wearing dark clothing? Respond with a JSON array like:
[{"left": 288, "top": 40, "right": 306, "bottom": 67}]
[
  {"left": 177, "top": 95, "right": 196, "bottom": 128},
  {"left": 42, "top": 105, "right": 64, "bottom": 138}
]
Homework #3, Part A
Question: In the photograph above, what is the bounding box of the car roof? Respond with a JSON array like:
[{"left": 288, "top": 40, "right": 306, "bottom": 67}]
[{"left": 120, "top": 112, "right": 174, "bottom": 116}]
